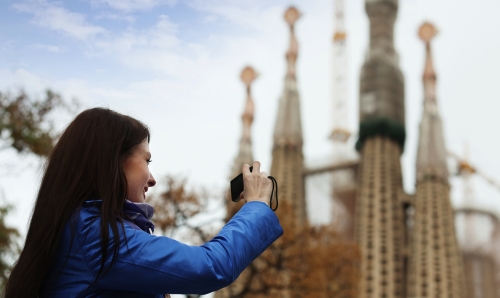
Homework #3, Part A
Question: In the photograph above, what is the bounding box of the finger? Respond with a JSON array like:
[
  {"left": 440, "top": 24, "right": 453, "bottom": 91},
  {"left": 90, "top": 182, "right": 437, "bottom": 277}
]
[
  {"left": 260, "top": 171, "right": 269, "bottom": 178},
  {"left": 242, "top": 164, "right": 251, "bottom": 175},
  {"left": 253, "top": 161, "right": 261, "bottom": 173},
  {"left": 238, "top": 191, "right": 247, "bottom": 203}
]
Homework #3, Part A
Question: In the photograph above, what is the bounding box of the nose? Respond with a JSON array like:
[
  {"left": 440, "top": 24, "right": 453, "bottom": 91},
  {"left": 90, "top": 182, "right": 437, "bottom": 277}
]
[{"left": 148, "top": 172, "right": 156, "bottom": 187}]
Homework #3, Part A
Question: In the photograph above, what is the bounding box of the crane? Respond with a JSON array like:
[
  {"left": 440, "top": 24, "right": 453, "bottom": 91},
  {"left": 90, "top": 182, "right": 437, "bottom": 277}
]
[
  {"left": 447, "top": 149, "right": 500, "bottom": 193},
  {"left": 328, "top": 0, "right": 356, "bottom": 236},
  {"left": 330, "top": 0, "right": 350, "bottom": 143},
  {"left": 448, "top": 146, "right": 500, "bottom": 256}
]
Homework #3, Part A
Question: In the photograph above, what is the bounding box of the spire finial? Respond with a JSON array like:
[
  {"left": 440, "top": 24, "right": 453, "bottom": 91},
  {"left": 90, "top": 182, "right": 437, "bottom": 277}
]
[
  {"left": 284, "top": 6, "right": 300, "bottom": 25},
  {"left": 418, "top": 22, "right": 438, "bottom": 44},
  {"left": 240, "top": 66, "right": 257, "bottom": 87},
  {"left": 240, "top": 66, "right": 256, "bottom": 140},
  {"left": 419, "top": 22, "right": 438, "bottom": 90},
  {"left": 284, "top": 7, "right": 301, "bottom": 78}
]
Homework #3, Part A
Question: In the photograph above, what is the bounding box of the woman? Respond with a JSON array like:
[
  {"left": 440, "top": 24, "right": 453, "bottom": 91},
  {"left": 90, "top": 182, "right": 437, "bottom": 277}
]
[{"left": 5, "top": 108, "right": 283, "bottom": 297}]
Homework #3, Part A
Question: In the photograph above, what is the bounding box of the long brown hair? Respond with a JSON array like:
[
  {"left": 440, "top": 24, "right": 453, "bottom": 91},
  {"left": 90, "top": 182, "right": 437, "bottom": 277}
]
[{"left": 5, "top": 108, "right": 150, "bottom": 297}]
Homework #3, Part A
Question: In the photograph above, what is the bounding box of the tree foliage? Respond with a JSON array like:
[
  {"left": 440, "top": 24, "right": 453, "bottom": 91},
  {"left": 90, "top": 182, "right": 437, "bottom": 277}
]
[
  {"left": 0, "top": 89, "right": 73, "bottom": 156},
  {"left": 149, "top": 175, "right": 224, "bottom": 244},
  {"left": 217, "top": 202, "right": 361, "bottom": 298},
  {"left": 0, "top": 204, "right": 19, "bottom": 291}
]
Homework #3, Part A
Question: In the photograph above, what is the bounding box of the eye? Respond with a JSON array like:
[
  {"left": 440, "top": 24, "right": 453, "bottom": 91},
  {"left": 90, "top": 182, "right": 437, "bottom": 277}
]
[{"left": 147, "top": 159, "right": 152, "bottom": 164}]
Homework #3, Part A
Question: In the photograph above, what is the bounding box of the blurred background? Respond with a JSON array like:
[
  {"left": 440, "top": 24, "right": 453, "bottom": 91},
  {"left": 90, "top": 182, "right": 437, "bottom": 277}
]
[{"left": 1, "top": 0, "right": 499, "bottom": 297}]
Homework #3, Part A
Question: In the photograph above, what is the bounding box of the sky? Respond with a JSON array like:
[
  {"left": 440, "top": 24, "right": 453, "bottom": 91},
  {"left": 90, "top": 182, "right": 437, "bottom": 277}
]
[{"left": 1, "top": 0, "right": 500, "bottom": 256}]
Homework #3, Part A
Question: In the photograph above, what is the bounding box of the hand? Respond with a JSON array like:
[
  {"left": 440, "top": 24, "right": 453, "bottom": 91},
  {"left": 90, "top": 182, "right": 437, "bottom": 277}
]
[{"left": 239, "top": 161, "right": 272, "bottom": 205}]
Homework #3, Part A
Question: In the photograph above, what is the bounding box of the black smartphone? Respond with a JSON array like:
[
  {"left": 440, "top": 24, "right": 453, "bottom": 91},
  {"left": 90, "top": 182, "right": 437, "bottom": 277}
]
[{"left": 230, "top": 166, "right": 253, "bottom": 202}]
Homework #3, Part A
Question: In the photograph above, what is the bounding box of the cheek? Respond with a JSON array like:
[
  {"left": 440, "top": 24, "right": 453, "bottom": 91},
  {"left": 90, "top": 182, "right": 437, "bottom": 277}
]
[
  {"left": 123, "top": 162, "right": 148, "bottom": 189},
  {"left": 133, "top": 165, "right": 150, "bottom": 187}
]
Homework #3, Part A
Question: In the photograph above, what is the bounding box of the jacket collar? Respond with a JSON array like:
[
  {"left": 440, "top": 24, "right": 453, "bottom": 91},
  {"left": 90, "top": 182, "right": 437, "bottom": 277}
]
[{"left": 82, "top": 199, "right": 155, "bottom": 234}]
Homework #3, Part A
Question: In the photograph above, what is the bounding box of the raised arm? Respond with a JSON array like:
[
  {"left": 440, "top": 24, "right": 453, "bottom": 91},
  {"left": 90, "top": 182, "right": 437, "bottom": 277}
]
[{"left": 80, "top": 201, "right": 282, "bottom": 295}]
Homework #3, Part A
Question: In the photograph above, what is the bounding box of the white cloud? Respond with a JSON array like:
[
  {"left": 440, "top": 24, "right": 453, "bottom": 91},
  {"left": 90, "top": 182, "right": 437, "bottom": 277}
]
[
  {"left": 203, "top": 15, "right": 218, "bottom": 23},
  {"left": 91, "top": 14, "right": 179, "bottom": 53},
  {"left": 31, "top": 43, "right": 66, "bottom": 53},
  {"left": 0, "top": 68, "right": 89, "bottom": 105},
  {"left": 90, "top": 86, "right": 138, "bottom": 102},
  {"left": 188, "top": 0, "right": 286, "bottom": 31},
  {"left": 185, "top": 0, "right": 331, "bottom": 32},
  {"left": 94, "top": 12, "right": 136, "bottom": 23},
  {"left": 89, "top": 0, "right": 177, "bottom": 12},
  {"left": 89, "top": 14, "right": 187, "bottom": 76},
  {"left": 0, "top": 68, "right": 52, "bottom": 93},
  {"left": 13, "top": 0, "right": 106, "bottom": 40}
]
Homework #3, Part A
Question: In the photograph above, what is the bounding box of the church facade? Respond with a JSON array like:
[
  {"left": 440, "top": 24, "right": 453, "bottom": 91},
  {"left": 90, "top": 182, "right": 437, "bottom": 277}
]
[{"left": 216, "top": 1, "right": 497, "bottom": 297}]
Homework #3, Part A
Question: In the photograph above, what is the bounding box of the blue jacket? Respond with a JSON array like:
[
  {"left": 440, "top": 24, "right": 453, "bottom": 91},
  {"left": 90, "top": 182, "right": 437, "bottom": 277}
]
[{"left": 40, "top": 201, "right": 283, "bottom": 297}]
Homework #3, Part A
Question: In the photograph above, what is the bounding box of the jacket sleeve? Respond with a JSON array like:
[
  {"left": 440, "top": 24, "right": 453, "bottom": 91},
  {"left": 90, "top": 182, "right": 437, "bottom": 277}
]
[{"left": 77, "top": 201, "right": 283, "bottom": 295}]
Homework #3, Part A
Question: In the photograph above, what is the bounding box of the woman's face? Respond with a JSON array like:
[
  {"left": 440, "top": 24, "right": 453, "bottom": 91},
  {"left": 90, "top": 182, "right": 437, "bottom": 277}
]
[{"left": 123, "top": 139, "right": 156, "bottom": 203}]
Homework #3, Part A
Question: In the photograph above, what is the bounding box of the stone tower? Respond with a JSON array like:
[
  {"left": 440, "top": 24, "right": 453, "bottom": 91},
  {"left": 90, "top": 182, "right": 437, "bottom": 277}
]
[
  {"left": 406, "top": 22, "right": 466, "bottom": 298},
  {"left": 462, "top": 251, "right": 499, "bottom": 298},
  {"left": 354, "top": 0, "right": 406, "bottom": 297},
  {"left": 270, "top": 6, "right": 307, "bottom": 230},
  {"left": 225, "top": 66, "right": 258, "bottom": 221},
  {"left": 456, "top": 208, "right": 499, "bottom": 298}
]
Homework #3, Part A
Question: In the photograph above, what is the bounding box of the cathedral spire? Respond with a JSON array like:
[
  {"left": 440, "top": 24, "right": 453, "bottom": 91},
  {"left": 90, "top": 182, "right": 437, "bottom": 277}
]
[
  {"left": 225, "top": 66, "right": 257, "bottom": 222},
  {"left": 354, "top": 1, "right": 407, "bottom": 297},
  {"left": 415, "top": 22, "right": 449, "bottom": 181},
  {"left": 270, "top": 6, "right": 306, "bottom": 230},
  {"left": 408, "top": 23, "right": 465, "bottom": 297},
  {"left": 231, "top": 66, "right": 257, "bottom": 177},
  {"left": 273, "top": 6, "right": 303, "bottom": 148},
  {"left": 357, "top": 0, "right": 405, "bottom": 151}
]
